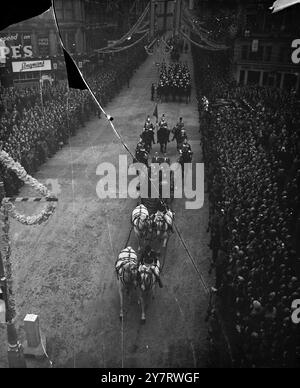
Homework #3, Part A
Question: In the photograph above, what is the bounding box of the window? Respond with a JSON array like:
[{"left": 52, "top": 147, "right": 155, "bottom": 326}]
[
  {"left": 67, "top": 31, "right": 76, "bottom": 53},
  {"left": 38, "top": 35, "right": 50, "bottom": 57},
  {"left": 239, "top": 70, "right": 245, "bottom": 85},
  {"left": 264, "top": 46, "right": 272, "bottom": 62},
  {"left": 283, "top": 73, "right": 297, "bottom": 91},
  {"left": 276, "top": 73, "right": 282, "bottom": 88},
  {"left": 249, "top": 46, "right": 263, "bottom": 61},
  {"left": 55, "top": 0, "right": 63, "bottom": 20},
  {"left": 241, "top": 45, "right": 248, "bottom": 60},
  {"left": 246, "top": 14, "right": 259, "bottom": 33},
  {"left": 64, "top": 0, "right": 74, "bottom": 20},
  {"left": 247, "top": 71, "right": 260, "bottom": 85}
]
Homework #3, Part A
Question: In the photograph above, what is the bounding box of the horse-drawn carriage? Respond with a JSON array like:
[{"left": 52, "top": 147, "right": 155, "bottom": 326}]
[{"left": 116, "top": 113, "right": 194, "bottom": 324}]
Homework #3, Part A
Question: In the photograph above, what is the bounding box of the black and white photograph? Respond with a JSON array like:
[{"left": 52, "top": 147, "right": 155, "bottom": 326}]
[{"left": 0, "top": 0, "right": 299, "bottom": 371}]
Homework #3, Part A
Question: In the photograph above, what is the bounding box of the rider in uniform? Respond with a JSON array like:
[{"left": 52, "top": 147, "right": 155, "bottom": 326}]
[
  {"left": 157, "top": 117, "right": 170, "bottom": 154},
  {"left": 144, "top": 116, "right": 155, "bottom": 131},
  {"left": 172, "top": 117, "right": 184, "bottom": 140},
  {"left": 141, "top": 127, "right": 156, "bottom": 153},
  {"left": 179, "top": 138, "right": 193, "bottom": 162},
  {"left": 173, "top": 127, "right": 188, "bottom": 152},
  {"left": 135, "top": 141, "right": 149, "bottom": 166},
  {"left": 140, "top": 246, "right": 163, "bottom": 288},
  {"left": 181, "top": 138, "right": 192, "bottom": 154},
  {"left": 158, "top": 114, "right": 167, "bottom": 128}
]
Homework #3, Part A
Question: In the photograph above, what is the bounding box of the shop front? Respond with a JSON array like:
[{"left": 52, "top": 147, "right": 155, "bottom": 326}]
[{"left": 11, "top": 59, "right": 53, "bottom": 89}]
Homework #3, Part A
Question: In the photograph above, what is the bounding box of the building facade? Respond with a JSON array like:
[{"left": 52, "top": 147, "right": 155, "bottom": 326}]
[
  {"left": 0, "top": 0, "right": 141, "bottom": 87},
  {"left": 232, "top": 1, "right": 300, "bottom": 92}
]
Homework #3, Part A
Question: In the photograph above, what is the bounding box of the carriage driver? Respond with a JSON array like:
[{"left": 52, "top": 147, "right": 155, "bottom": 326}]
[{"left": 140, "top": 246, "right": 163, "bottom": 288}]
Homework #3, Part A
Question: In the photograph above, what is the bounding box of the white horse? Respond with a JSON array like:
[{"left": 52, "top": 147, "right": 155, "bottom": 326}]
[
  {"left": 132, "top": 204, "right": 150, "bottom": 251},
  {"left": 115, "top": 247, "right": 139, "bottom": 321},
  {"left": 138, "top": 259, "right": 161, "bottom": 323},
  {"left": 152, "top": 209, "right": 175, "bottom": 248}
]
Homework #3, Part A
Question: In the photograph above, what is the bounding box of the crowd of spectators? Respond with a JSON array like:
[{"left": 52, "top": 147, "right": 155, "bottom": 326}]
[
  {"left": 0, "top": 44, "right": 147, "bottom": 196},
  {"left": 193, "top": 47, "right": 300, "bottom": 368}
]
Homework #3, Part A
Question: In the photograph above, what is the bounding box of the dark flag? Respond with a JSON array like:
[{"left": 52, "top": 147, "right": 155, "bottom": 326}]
[
  {"left": 63, "top": 48, "right": 88, "bottom": 91},
  {"left": 51, "top": 1, "right": 88, "bottom": 90},
  {"left": 153, "top": 104, "right": 159, "bottom": 122},
  {"left": 0, "top": 0, "right": 52, "bottom": 31}
]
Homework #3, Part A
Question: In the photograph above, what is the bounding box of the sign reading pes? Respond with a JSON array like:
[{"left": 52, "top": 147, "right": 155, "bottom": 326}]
[
  {"left": 0, "top": 32, "right": 33, "bottom": 61},
  {"left": 12, "top": 60, "right": 52, "bottom": 73}
]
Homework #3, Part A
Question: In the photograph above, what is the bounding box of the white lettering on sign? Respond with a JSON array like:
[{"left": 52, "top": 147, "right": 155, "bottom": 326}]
[
  {"left": 0, "top": 33, "right": 19, "bottom": 42},
  {"left": 0, "top": 32, "right": 33, "bottom": 60},
  {"left": 12, "top": 60, "right": 52, "bottom": 73},
  {"left": 21, "top": 61, "right": 45, "bottom": 71},
  {"left": 291, "top": 39, "right": 300, "bottom": 64},
  {"left": 0, "top": 45, "right": 33, "bottom": 60}
]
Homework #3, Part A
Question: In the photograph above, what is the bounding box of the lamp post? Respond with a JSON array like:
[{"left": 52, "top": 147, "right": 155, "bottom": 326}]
[{"left": 0, "top": 180, "right": 26, "bottom": 368}]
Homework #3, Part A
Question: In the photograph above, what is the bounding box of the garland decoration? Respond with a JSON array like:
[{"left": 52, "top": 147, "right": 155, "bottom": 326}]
[
  {"left": 0, "top": 150, "right": 57, "bottom": 226},
  {"left": 0, "top": 207, "right": 15, "bottom": 321}
]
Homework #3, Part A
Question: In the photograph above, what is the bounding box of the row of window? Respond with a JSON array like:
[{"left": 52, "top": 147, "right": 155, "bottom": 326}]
[
  {"left": 245, "top": 9, "right": 300, "bottom": 35},
  {"left": 240, "top": 44, "right": 292, "bottom": 64},
  {"left": 239, "top": 69, "right": 298, "bottom": 91},
  {"left": 241, "top": 44, "right": 272, "bottom": 62},
  {"left": 54, "top": 0, "right": 85, "bottom": 21}
]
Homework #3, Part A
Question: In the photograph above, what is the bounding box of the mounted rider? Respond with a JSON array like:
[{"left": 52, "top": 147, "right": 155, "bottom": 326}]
[
  {"left": 135, "top": 140, "right": 149, "bottom": 166},
  {"left": 172, "top": 118, "right": 185, "bottom": 143},
  {"left": 179, "top": 138, "right": 193, "bottom": 166},
  {"left": 157, "top": 119, "right": 170, "bottom": 154},
  {"left": 174, "top": 117, "right": 185, "bottom": 132},
  {"left": 141, "top": 126, "right": 155, "bottom": 153},
  {"left": 144, "top": 115, "right": 155, "bottom": 131},
  {"left": 173, "top": 127, "right": 188, "bottom": 152},
  {"left": 180, "top": 138, "right": 193, "bottom": 156},
  {"left": 158, "top": 114, "right": 167, "bottom": 128},
  {"left": 140, "top": 246, "right": 163, "bottom": 288}
]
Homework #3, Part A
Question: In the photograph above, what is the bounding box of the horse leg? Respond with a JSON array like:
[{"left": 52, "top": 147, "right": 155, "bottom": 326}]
[
  {"left": 139, "top": 291, "right": 146, "bottom": 323},
  {"left": 119, "top": 281, "right": 124, "bottom": 321},
  {"left": 134, "top": 227, "right": 142, "bottom": 252},
  {"left": 162, "top": 234, "right": 168, "bottom": 248}
]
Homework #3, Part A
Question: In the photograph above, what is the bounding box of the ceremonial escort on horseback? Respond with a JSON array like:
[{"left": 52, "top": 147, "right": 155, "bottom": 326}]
[{"left": 115, "top": 111, "right": 195, "bottom": 324}]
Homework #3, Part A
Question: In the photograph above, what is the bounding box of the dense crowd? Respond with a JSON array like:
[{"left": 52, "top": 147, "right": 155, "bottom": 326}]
[
  {"left": 157, "top": 62, "right": 192, "bottom": 103},
  {"left": 193, "top": 48, "right": 300, "bottom": 368},
  {"left": 0, "top": 45, "right": 147, "bottom": 196}
]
